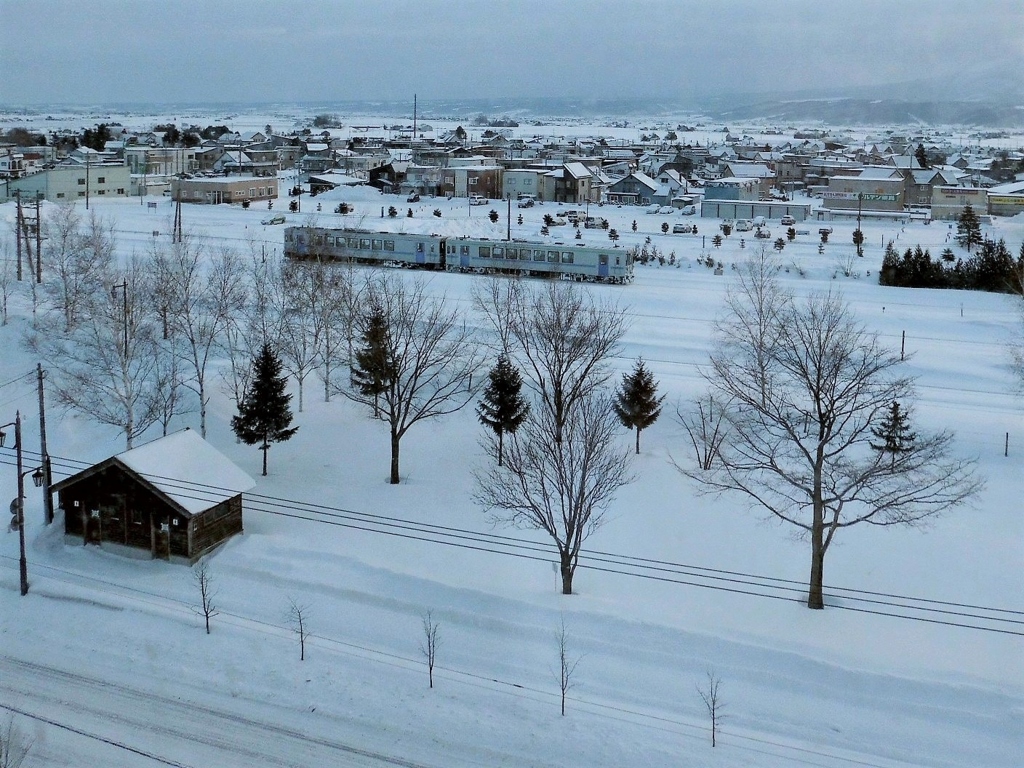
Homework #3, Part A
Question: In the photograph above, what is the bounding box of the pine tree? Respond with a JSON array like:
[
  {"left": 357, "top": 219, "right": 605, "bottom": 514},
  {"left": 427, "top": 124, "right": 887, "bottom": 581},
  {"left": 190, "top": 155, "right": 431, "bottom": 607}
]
[
  {"left": 869, "top": 401, "right": 917, "bottom": 466},
  {"left": 352, "top": 304, "right": 395, "bottom": 419},
  {"left": 613, "top": 358, "right": 665, "bottom": 454},
  {"left": 956, "top": 204, "right": 982, "bottom": 252},
  {"left": 915, "top": 143, "right": 929, "bottom": 169},
  {"left": 231, "top": 343, "right": 298, "bottom": 476},
  {"left": 476, "top": 354, "right": 530, "bottom": 466}
]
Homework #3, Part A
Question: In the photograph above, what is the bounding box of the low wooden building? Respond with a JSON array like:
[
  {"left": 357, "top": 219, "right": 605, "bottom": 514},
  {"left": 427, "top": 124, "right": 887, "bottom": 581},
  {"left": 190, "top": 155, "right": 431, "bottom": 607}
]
[{"left": 52, "top": 429, "right": 255, "bottom": 564}]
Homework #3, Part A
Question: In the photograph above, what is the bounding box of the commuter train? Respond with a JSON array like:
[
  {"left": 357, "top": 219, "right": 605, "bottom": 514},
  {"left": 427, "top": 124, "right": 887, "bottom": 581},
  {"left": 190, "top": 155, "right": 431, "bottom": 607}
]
[{"left": 282, "top": 227, "right": 634, "bottom": 283}]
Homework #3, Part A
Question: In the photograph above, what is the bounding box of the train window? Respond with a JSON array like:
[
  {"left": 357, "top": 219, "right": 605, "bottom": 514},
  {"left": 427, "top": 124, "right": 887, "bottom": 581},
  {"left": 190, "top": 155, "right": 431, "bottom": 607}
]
[
  {"left": 359, "top": 238, "right": 371, "bottom": 249},
  {"left": 615, "top": 256, "right": 620, "bottom": 266},
  {"left": 372, "top": 239, "right": 382, "bottom": 250},
  {"left": 384, "top": 240, "right": 395, "bottom": 252},
  {"left": 547, "top": 250, "right": 558, "bottom": 262},
  {"left": 460, "top": 245, "right": 470, "bottom": 256},
  {"left": 493, "top": 247, "right": 504, "bottom": 258},
  {"left": 347, "top": 237, "right": 359, "bottom": 248},
  {"left": 533, "top": 250, "right": 545, "bottom": 261},
  {"left": 599, "top": 254, "right": 608, "bottom": 266},
  {"left": 479, "top": 246, "right": 491, "bottom": 258},
  {"left": 561, "top": 251, "right": 573, "bottom": 264}
]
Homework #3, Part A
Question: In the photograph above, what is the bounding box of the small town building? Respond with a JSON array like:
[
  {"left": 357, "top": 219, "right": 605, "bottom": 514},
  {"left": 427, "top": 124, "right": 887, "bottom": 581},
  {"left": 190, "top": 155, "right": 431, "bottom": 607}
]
[
  {"left": 53, "top": 429, "right": 255, "bottom": 564},
  {"left": 985, "top": 180, "right": 1024, "bottom": 218},
  {"left": 930, "top": 186, "right": 988, "bottom": 221},
  {"left": 605, "top": 172, "right": 659, "bottom": 205},
  {"left": 170, "top": 175, "right": 278, "bottom": 205}
]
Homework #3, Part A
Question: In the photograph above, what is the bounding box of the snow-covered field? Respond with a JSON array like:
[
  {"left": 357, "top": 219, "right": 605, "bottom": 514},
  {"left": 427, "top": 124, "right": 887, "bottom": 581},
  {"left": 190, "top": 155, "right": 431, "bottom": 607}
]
[{"left": 1, "top": 181, "right": 1021, "bottom": 767}]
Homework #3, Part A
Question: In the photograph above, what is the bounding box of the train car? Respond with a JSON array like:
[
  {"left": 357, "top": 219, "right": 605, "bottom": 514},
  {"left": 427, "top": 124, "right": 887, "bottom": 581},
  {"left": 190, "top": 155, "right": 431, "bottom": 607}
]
[
  {"left": 284, "top": 227, "right": 633, "bottom": 284},
  {"left": 284, "top": 227, "right": 447, "bottom": 269},
  {"left": 447, "top": 237, "right": 633, "bottom": 283}
]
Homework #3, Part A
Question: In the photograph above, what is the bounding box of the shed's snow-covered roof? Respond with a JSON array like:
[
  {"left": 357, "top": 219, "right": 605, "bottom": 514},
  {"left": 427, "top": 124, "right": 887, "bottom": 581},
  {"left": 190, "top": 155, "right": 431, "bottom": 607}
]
[{"left": 117, "top": 429, "right": 255, "bottom": 514}]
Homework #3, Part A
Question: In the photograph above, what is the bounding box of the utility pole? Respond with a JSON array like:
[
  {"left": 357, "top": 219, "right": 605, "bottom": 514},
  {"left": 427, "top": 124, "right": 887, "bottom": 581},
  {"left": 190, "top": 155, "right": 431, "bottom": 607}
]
[
  {"left": 85, "top": 151, "right": 91, "bottom": 210},
  {"left": 35, "top": 197, "right": 42, "bottom": 283},
  {"left": 37, "top": 364, "right": 53, "bottom": 525},
  {"left": 507, "top": 196, "right": 511, "bottom": 241},
  {"left": 15, "top": 190, "right": 23, "bottom": 281},
  {"left": 112, "top": 280, "right": 128, "bottom": 351}
]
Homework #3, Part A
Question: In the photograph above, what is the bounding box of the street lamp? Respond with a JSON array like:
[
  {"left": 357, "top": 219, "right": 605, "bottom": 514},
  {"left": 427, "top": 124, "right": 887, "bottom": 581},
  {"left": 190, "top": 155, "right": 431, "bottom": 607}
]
[
  {"left": 1, "top": 413, "right": 37, "bottom": 596},
  {"left": 111, "top": 280, "right": 128, "bottom": 350}
]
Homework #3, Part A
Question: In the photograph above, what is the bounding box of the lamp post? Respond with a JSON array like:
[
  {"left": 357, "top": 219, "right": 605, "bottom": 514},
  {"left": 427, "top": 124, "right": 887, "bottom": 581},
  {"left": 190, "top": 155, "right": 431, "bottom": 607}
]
[
  {"left": 0, "top": 413, "right": 42, "bottom": 596},
  {"left": 111, "top": 280, "right": 128, "bottom": 351}
]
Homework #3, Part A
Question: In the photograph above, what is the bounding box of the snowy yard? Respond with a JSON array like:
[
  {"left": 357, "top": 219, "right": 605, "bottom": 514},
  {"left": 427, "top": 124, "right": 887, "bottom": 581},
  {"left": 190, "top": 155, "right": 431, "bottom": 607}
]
[{"left": 0, "top": 179, "right": 1022, "bottom": 767}]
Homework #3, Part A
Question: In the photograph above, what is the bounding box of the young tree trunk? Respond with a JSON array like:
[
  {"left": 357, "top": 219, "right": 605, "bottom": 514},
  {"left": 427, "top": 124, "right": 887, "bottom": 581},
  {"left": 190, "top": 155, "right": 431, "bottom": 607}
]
[
  {"left": 497, "top": 429, "right": 504, "bottom": 467},
  {"left": 808, "top": 517, "right": 825, "bottom": 609},
  {"left": 559, "top": 550, "right": 574, "bottom": 595},
  {"left": 635, "top": 426, "right": 641, "bottom": 455},
  {"left": 390, "top": 430, "right": 401, "bottom": 484},
  {"left": 261, "top": 438, "right": 269, "bottom": 477}
]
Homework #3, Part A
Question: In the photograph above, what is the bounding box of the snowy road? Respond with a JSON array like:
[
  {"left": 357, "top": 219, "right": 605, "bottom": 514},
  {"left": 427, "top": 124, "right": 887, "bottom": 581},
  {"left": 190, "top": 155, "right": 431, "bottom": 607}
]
[{"left": 0, "top": 656, "right": 436, "bottom": 768}]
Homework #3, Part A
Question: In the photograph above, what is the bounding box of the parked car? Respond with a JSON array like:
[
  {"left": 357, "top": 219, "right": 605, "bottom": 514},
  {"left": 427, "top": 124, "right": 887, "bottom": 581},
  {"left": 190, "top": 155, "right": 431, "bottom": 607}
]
[
  {"left": 645, "top": 203, "right": 661, "bottom": 214},
  {"left": 517, "top": 198, "right": 535, "bottom": 208},
  {"left": 261, "top": 214, "right": 286, "bottom": 225},
  {"left": 735, "top": 219, "right": 754, "bottom": 232},
  {"left": 752, "top": 216, "right": 766, "bottom": 228},
  {"left": 672, "top": 223, "right": 694, "bottom": 234},
  {"left": 584, "top": 216, "right": 608, "bottom": 229},
  {"left": 657, "top": 206, "right": 675, "bottom": 215},
  {"left": 469, "top": 195, "right": 488, "bottom": 205},
  {"left": 780, "top": 215, "right": 795, "bottom": 226},
  {"left": 407, "top": 193, "right": 420, "bottom": 203},
  {"left": 679, "top": 205, "right": 696, "bottom": 215}
]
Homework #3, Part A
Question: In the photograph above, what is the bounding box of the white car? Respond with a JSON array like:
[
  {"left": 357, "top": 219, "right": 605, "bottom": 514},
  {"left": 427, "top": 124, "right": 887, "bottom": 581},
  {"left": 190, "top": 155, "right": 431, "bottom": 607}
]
[
  {"left": 261, "top": 214, "right": 286, "bottom": 225},
  {"left": 658, "top": 206, "right": 675, "bottom": 215},
  {"left": 780, "top": 215, "right": 796, "bottom": 226},
  {"left": 469, "top": 195, "right": 488, "bottom": 206},
  {"left": 645, "top": 204, "right": 661, "bottom": 214}
]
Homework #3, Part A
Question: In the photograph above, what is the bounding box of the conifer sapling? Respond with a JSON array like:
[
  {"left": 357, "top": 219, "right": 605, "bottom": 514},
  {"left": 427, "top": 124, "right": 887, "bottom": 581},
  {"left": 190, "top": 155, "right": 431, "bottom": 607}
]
[
  {"left": 231, "top": 343, "right": 298, "bottom": 476},
  {"left": 477, "top": 354, "right": 530, "bottom": 466},
  {"left": 613, "top": 358, "right": 665, "bottom": 454}
]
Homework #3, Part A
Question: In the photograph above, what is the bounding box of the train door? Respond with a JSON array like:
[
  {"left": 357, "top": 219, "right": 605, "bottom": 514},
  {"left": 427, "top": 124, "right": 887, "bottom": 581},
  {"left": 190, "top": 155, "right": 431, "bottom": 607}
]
[
  {"left": 460, "top": 244, "right": 470, "bottom": 268},
  {"left": 415, "top": 241, "right": 426, "bottom": 265},
  {"left": 439, "top": 239, "right": 448, "bottom": 270},
  {"left": 598, "top": 253, "right": 610, "bottom": 278}
]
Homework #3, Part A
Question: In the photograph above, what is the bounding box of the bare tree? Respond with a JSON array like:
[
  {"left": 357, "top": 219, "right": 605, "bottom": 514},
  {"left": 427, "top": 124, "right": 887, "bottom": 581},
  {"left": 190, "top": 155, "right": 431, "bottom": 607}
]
[
  {"left": 152, "top": 336, "right": 190, "bottom": 436},
  {"left": 0, "top": 237, "right": 15, "bottom": 325},
  {"left": 40, "top": 254, "right": 161, "bottom": 449},
  {"left": 556, "top": 617, "right": 580, "bottom": 716},
  {"left": 193, "top": 558, "right": 218, "bottom": 634},
  {"left": 341, "top": 273, "right": 482, "bottom": 484},
  {"left": 479, "top": 281, "right": 628, "bottom": 443},
  {"left": 0, "top": 716, "right": 32, "bottom": 768},
  {"left": 470, "top": 276, "right": 522, "bottom": 354},
  {"left": 676, "top": 394, "right": 730, "bottom": 471},
  {"left": 288, "top": 597, "right": 311, "bottom": 661},
  {"left": 475, "top": 393, "right": 634, "bottom": 594},
  {"left": 40, "top": 204, "right": 114, "bottom": 333},
  {"left": 696, "top": 670, "right": 724, "bottom": 748},
  {"left": 277, "top": 260, "right": 327, "bottom": 412},
  {"left": 156, "top": 235, "right": 245, "bottom": 436},
  {"left": 419, "top": 610, "right": 440, "bottom": 688},
  {"left": 681, "top": 258, "right": 983, "bottom": 609}
]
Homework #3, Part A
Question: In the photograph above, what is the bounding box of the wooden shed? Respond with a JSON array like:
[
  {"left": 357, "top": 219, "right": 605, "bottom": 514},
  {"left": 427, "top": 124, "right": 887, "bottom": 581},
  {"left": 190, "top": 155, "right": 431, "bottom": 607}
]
[{"left": 52, "top": 429, "right": 255, "bottom": 564}]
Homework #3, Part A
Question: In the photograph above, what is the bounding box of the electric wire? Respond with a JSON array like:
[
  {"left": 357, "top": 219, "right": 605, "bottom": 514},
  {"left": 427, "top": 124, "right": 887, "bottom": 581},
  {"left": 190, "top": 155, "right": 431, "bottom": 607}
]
[{"left": 3, "top": 447, "right": 1020, "bottom": 635}]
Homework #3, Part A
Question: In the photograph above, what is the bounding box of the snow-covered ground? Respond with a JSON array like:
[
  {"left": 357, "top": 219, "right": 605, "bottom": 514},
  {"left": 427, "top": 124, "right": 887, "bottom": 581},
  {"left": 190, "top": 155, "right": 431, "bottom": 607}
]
[{"left": 0, "top": 182, "right": 1021, "bottom": 767}]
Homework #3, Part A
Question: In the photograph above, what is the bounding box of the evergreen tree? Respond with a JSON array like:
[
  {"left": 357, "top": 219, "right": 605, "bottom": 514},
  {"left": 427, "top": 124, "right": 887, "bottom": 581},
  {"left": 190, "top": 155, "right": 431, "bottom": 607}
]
[
  {"left": 231, "top": 343, "right": 298, "bottom": 476},
  {"left": 476, "top": 354, "right": 530, "bottom": 466},
  {"left": 870, "top": 401, "right": 917, "bottom": 466},
  {"left": 613, "top": 358, "right": 665, "bottom": 454},
  {"left": 352, "top": 304, "right": 396, "bottom": 419},
  {"left": 956, "top": 204, "right": 982, "bottom": 252},
  {"left": 914, "top": 143, "right": 929, "bottom": 169}
]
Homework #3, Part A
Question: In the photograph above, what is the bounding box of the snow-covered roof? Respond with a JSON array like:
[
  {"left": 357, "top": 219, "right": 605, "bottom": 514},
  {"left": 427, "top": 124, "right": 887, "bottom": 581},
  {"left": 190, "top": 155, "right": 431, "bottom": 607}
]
[{"left": 116, "top": 429, "right": 255, "bottom": 514}]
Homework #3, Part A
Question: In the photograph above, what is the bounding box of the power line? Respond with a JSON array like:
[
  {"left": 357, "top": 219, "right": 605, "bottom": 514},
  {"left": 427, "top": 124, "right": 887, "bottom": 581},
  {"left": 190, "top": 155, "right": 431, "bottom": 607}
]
[{"left": 4, "top": 448, "right": 1020, "bottom": 635}]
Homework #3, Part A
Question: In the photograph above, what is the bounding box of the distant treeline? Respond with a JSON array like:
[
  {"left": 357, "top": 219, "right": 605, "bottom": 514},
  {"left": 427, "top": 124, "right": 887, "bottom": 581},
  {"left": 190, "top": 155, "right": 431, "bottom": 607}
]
[{"left": 879, "top": 239, "right": 1024, "bottom": 294}]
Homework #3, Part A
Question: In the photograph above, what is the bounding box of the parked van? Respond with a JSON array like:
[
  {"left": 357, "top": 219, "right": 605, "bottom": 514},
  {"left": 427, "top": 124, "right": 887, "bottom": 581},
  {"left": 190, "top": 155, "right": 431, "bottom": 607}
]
[
  {"left": 584, "top": 216, "right": 608, "bottom": 229},
  {"left": 751, "top": 216, "right": 766, "bottom": 228},
  {"left": 735, "top": 219, "right": 753, "bottom": 232}
]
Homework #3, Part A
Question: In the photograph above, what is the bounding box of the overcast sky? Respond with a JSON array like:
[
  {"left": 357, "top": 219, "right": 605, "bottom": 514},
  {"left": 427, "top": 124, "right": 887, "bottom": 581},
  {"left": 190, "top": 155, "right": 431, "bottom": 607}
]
[{"left": 1, "top": 0, "right": 1020, "bottom": 106}]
